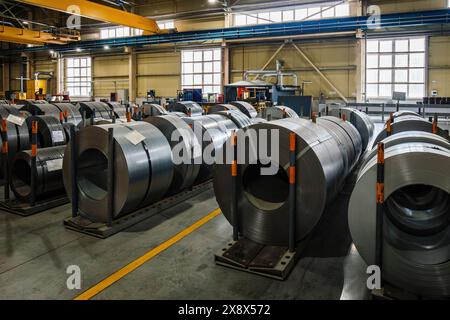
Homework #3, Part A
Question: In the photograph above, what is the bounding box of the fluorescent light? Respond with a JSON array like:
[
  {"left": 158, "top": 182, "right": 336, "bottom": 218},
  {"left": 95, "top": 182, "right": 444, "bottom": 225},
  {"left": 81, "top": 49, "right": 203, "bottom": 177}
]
[
  {"left": 76, "top": 48, "right": 82, "bottom": 52},
  {"left": 104, "top": 45, "right": 110, "bottom": 50},
  {"left": 49, "top": 50, "right": 55, "bottom": 54}
]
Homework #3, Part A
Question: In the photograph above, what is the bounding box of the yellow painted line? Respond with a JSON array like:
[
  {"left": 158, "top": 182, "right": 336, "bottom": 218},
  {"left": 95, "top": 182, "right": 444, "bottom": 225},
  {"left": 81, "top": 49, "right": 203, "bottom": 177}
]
[{"left": 74, "top": 208, "right": 222, "bottom": 300}]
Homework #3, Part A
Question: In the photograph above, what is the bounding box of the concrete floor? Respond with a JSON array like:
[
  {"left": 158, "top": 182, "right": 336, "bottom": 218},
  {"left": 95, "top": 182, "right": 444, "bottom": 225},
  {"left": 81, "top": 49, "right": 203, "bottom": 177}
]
[{"left": 0, "top": 176, "right": 370, "bottom": 300}]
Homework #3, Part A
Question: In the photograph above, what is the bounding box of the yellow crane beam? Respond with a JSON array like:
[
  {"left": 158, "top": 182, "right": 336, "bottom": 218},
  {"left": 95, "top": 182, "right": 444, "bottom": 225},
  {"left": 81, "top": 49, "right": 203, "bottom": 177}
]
[
  {"left": 0, "top": 25, "right": 80, "bottom": 45},
  {"left": 16, "top": 0, "right": 162, "bottom": 34}
]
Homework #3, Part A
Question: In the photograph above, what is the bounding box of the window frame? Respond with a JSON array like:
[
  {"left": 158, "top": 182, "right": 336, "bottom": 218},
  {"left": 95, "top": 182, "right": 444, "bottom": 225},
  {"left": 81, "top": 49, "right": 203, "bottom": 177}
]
[{"left": 65, "top": 57, "right": 92, "bottom": 98}]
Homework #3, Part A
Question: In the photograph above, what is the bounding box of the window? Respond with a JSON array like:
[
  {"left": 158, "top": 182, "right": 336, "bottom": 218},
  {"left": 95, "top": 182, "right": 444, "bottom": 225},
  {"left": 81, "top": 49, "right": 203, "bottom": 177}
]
[
  {"left": 66, "top": 57, "right": 92, "bottom": 97},
  {"left": 100, "top": 27, "right": 143, "bottom": 39},
  {"left": 233, "top": 2, "right": 350, "bottom": 26},
  {"left": 181, "top": 48, "right": 222, "bottom": 95},
  {"left": 366, "top": 37, "right": 426, "bottom": 99},
  {"left": 158, "top": 21, "right": 175, "bottom": 30}
]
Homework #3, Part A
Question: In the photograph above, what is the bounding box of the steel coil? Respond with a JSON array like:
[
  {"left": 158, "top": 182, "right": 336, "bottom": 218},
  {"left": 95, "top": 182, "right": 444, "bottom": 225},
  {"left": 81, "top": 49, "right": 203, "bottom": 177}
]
[
  {"left": 0, "top": 105, "right": 30, "bottom": 166},
  {"left": 63, "top": 122, "right": 174, "bottom": 222},
  {"left": 329, "top": 107, "right": 374, "bottom": 150},
  {"left": 214, "top": 118, "right": 355, "bottom": 246},
  {"left": 349, "top": 135, "right": 450, "bottom": 297},
  {"left": 10, "top": 146, "right": 66, "bottom": 202},
  {"left": 26, "top": 116, "right": 68, "bottom": 148},
  {"left": 207, "top": 104, "right": 240, "bottom": 115},
  {"left": 169, "top": 101, "right": 203, "bottom": 117},
  {"left": 263, "top": 106, "right": 299, "bottom": 120},
  {"left": 392, "top": 110, "right": 420, "bottom": 119},
  {"left": 106, "top": 102, "right": 128, "bottom": 119},
  {"left": 251, "top": 118, "right": 268, "bottom": 125},
  {"left": 215, "top": 110, "right": 254, "bottom": 129},
  {"left": 182, "top": 115, "right": 237, "bottom": 183},
  {"left": 372, "top": 114, "right": 448, "bottom": 147},
  {"left": 20, "top": 102, "right": 62, "bottom": 118},
  {"left": 145, "top": 115, "right": 201, "bottom": 195},
  {"left": 230, "top": 101, "right": 258, "bottom": 119},
  {"left": 77, "top": 102, "right": 113, "bottom": 119},
  {"left": 52, "top": 103, "right": 83, "bottom": 125},
  {"left": 142, "top": 104, "right": 168, "bottom": 118}
]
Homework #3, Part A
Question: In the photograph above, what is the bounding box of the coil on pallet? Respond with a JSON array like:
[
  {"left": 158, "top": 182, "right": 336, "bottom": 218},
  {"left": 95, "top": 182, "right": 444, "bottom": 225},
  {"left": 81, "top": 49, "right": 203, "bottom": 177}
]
[
  {"left": 263, "top": 106, "right": 299, "bottom": 120},
  {"left": 207, "top": 104, "right": 240, "bottom": 115},
  {"left": 372, "top": 114, "right": 448, "bottom": 147},
  {"left": 10, "top": 146, "right": 66, "bottom": 202},
  {"left": 20, "top": 102, "right": 62, "bottom": 118},
  {"left": 142, "top": 104, "right": 168, "bottom": 118},
  {"left": 0, "top": 105, "right": 30, "bottom": 162},
  {"left": 214, "top": 118, "right": 358, "bottom": 246},
  {"left": 52, "top": 102, "right": 83, "bottom": 125},
  {"left": 63, "top": 122, "right": 174, "bottom": 223},
  {"left": 77, "top": 101, "right": 114, "bottom": 120},
  {"left": 106, "top": 102, "right": 128, "bottom": 119},
  {"left": 145, "top": 115, "right": 201, "bottom": 195},
  {"left": 26, "top": 116, "right": 68, "bottom": 148},
  {"left": 328, "top": 107, "right": 374, "bottom": 150},
  {"left": 349, "top": 132, "right": 450, "bottom": 297},
  {"left": 230, "top": 101, "right": 258, "bottom": 119},
  {"left": 169, "top": 101, "right": 203, "bottom": 117}
]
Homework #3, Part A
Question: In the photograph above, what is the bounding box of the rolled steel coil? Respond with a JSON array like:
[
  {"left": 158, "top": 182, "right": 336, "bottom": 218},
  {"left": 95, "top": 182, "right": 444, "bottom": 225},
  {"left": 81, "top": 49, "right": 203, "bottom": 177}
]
[
  {"left": 169, "top": 101, "right": 203, "bottom": 117},
  {"left": 392, "top": 110, "right": 420, "bottom": 119},
  {"left": 329, "top": 107, "right": 374, "bottom": 150},
  {"left": 215, "top": 110, "right": 254, "bottom": 129},
  {"left": 316, "top": 116, "right": 362, "bottom": 173},
  {"left": 20, "top": 102, "right": 62, "bottom": 118},
  {"left": 263, "top": 106, "right": 299, "bottom": 120},
  {"left": 230, "top": 101, "right": 258, "bottom": 119},
  {"left": 77, "top": 102, "right": 113, "bottom": 120},
  {"left": 51, "top": 103, "right": 83, "bottom": 125},
  {"left": 372, "top": 114, "right": 448, "bottom": 147},
  {"left": 214, "top": 118, "right": 357, "bottom": 246},
  {"left": 182, "top": 115, "right": 238, "bottom": 183},
  {"left": 26, "top": 116, "right": 68, "bottom": 148},
  {"left": 0, "top": 105, "right": 30, "bottom": 164},
  {"left": 10, "top": 146, "right": 66, "bottom": 202},
  {"left": 251, "top": 118, "right": 268, "bottom": 125},
  {"left": 349, "top": 134, "right": 450, "bottom": 297},
  {"left": 106, "top": 102, "right": 128, "bottom": 119},
  {"left": 63, "top": 122, "right": 174, "bottom": 223},
  {"left": 145, "top": 115, "right": 201, "bottom": 195},
  {"left": 142, "top": 104, "right": 168, "bottom": 118},
  {"left": 207, "top": 104, "right": 240, "bottom": 115}
]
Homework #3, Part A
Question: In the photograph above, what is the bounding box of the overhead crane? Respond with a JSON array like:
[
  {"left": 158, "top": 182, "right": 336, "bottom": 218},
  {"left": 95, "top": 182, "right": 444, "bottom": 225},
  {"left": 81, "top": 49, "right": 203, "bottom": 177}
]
[{"left": 0, "top": 24, "right": 80, "bottom": 45}]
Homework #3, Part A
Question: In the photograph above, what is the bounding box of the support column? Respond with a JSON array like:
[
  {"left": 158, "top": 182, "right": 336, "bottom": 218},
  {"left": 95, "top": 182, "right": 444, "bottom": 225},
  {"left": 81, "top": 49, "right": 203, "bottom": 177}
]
[
  {"left": 2, "top": 61, "right": 10, "bottom": 93},
  {"left": 127, "top": 47, "right": 137, "bottom": 103},
  {"left": 223, "top": 44, "right": 230, "bottom": 86}
]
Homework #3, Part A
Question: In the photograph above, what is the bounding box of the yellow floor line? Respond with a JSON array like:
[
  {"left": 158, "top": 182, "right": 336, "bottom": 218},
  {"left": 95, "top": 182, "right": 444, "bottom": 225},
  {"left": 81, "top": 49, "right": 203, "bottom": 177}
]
[{"left": 74, "top": 208, "right": 222, "bottom": 300}]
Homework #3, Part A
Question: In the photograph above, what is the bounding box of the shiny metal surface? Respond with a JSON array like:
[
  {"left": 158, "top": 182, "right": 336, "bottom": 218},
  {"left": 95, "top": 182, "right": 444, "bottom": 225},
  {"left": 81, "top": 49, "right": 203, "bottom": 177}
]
[
  {"left": 349, "top": 137, "right": 450, "bottom": 297},
  {"left": 52, "top": 103, "right": 83, "bottom": 125},
  {"left": 214, "top": 118, "right": 356, "bottom": 246},
  {"left": 145, "top": 115, "right": 200, "bottom": 195},
  {"left": 263, "top": 106, "right": 299, "bottom": 120},
  {"left": 230, "top": 101, "right": 258, "bottom": 119},
  {"left": 63, "top": 122, "right": 173, "bottom": 222},
  {"left": 169, "top": 101, "right": 203, "bottom": 117},
  {"left": 142, "top": 104, "right": 168, "bottom": 118},
  {"left": 372, "top": 114, "right": 448, "bottom": 147},
  {"left": 329, "top": 107, "right": 374, "bottom": 150},
  {"left": 182, "top": 115, "right": 237, "bottom": 183},
  {"left": 77, "top": 102, "right": 113, "bottom": 119},
  {"left": 10, "top": 146, "right": 66, "bottom": 201},
  {"left": 20, "top": 102, "right": 61, "bottom": 118},
  {"left": 392, "top": 110, "right": 420, "bottom": 119},
  {"left": 215, "top": 110, "right": 254, "bottom": 129},
  {"left": 106, "top": 102, "right": 128, "bottom": 119},
  {"left": 207, "top": 104, "right": 240, "bottom": 115},
  {"left": 0, "top": 105, "right": 30, "bottom": 163},
  {"left": 26, "top": 116, "right": 67, "bottom": 148}
]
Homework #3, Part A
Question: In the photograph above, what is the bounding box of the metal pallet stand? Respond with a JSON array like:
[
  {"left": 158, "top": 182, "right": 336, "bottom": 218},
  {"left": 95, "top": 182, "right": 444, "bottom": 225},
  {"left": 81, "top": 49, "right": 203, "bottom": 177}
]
[
  {"left": 63, "top": 125, "right": 213, "bottom": 239},
  {"left": 215, "top": 131, "right": 301, "bottom": 281},
  {"left": 0, "top": 119, "right": 68, "bottom": 216}
]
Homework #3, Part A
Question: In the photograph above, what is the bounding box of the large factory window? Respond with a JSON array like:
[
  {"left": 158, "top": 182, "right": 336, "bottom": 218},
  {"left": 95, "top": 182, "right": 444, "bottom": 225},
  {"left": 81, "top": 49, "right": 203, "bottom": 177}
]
[
  {"left": 181, "top": 48, "right": 222, "bottom": 95},
  {"left": 366, "top": 37, "right": 426, "bottom": 100},
  {"left": 65, "top": 57, "right": 92, "bottom": 97},
  {"left": 233, "top": 2, "right": 350, "bottom": 26}
]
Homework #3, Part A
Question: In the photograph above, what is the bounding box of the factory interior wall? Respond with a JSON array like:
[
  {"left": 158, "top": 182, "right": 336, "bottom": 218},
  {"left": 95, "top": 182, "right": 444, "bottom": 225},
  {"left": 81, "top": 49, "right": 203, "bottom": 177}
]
[
  {"left": 367, "top": 0, "right": 447, "bottom": 13},
  {"left": 428, "top": 36, "right": 450, "bottom": 97}
]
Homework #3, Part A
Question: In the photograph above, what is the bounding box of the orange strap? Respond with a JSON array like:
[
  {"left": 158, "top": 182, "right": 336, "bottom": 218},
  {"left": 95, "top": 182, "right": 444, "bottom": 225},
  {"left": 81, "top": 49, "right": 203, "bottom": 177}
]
[
  {"left": 231, "top": 160, "right": 237, "bottom": 177},
  {"left": 289, "top": 167, "right": 296, "bottom": 185},
  {"left": 126, "top": 112, "right": 132, "bottom": 122},
  {"left": 377, "top": 144, "right": 385, "bottom": 164},
  {"left": 59, "top": 112, "right": 64, "bottom": 122},
  {"left": 311, "top": 112, "right": 317, "bottom": 123},
  {"left": 289, "top": 132, "right": 296, "bottom": 152},
  {"left": 386, "top": 119, "right": 392, "bottom": 134},
  {"left": 342, "top": 114, "right": 346, "bottom": 122},
  {"left": 31, "top": 144, "right": 37, "bottom": 157},
  {"left": 32, "top": 121, "right": 38, "bottom": 135},
  {"left": 432, "top": 121, "right": 438, "bottom": 134},
  {"left": 376, "top": 183, "right": 384, "bottom": 204},
  {"left": 2, "top": 141, "right": 8, "bottom": 154},
  {"left": 1, "top": 119, "right": 7, "bottom": 133},
  {"left": 231, "top": 131, "right": 237, "bottom": 147}
]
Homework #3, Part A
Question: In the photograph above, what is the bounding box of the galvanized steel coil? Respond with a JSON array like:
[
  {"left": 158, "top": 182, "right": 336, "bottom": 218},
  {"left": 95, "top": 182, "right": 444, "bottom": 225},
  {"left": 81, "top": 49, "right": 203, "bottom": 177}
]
[
  {"left": 10, "top": 146, "right": 66, "bottom": 202},
  {"left": 145, "top": 115, "right": 201, "bottom": 195},
  {"left": 77, "top": 101, "right": 114, "bottom": 119},
  {"left": 349, "top": 134, "right": 450, "bottom": 297},
  {"left": 52, "top": 102, "right": 83, "bottom": 125},
  {"left": 215, "top": 110, "right": 254, "bottom": 129},
  {"left": 329, "top": 107, "right": 374, "bottom": 150},
  {"left": 63, "top": 122, "right": 174, "bottom": 223},
  {"left": 142, "top": 104, "right": 168, "bottom": 118},
  {"left": 207, "top": 104, "right": 240, "bottom": 115},
  {"left": 20, "top": 102, "right": 62, "bottom": 118},
  {"left": 0, "top": 105, "right": 30, "bottom": 164},
  {"left": 106, "top": 102, "right": 128, "bottom": 119},
  {"left": 263, "top": 106, "right": 299, "bottom": 120},
  {"left": 27, "top": 116, "right": 68, "bottom": 148},
  {"left": 392, "top": 110, "right": 420, "bottom": 119},
  {"left": 214, "top": 118, "right": 358, "bottom": 246},
  {"left": 230, "top": 101, "right": 258, "bottom": 119},
  {"left": 372, "top": 114, "right": 448, "bottom": 147},
  {"left": 169, "top": 101, "right": 203, "bottom": 117}
]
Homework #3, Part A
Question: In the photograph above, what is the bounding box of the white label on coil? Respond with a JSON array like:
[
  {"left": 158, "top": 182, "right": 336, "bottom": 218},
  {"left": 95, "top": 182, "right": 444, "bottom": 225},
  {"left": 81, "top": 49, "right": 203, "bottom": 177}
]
[
  {"left": 46, "top": 158, "right": 63, "bottom": 172},
  {"left": 52, "top": 130, "right": 65, "bottom": 143},
  {"left": 6, "top": 114, "right": 25, "bottom": 126},
  {"left": 125, "top": 130, "right": 145, "bottom": 145}
]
